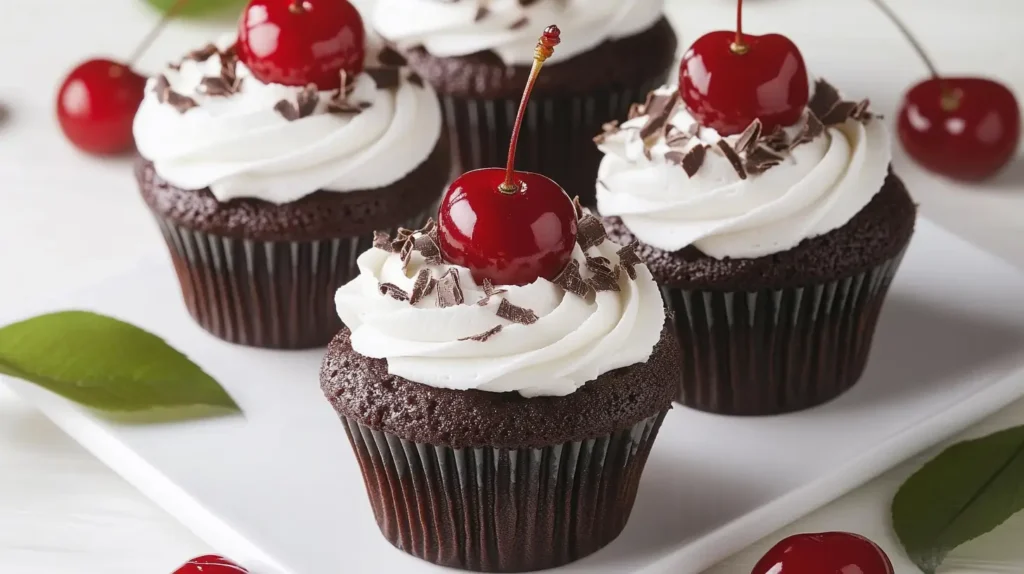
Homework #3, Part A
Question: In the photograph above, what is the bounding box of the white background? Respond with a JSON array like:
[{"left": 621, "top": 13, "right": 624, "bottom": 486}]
[{"left": 1, "top": 0, "right": 1024, "bottom": 572}]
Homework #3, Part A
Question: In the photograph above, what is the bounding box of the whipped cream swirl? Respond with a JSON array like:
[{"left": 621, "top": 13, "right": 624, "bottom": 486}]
[
  {"left": 596, "top": 84, "right": 892, "bottom": 259},
  {"left": 335, "top": 220, "right": 666, "bottom": 397},
  {"left": 133, "top": 36, "right": 443, "bottom": 204},
  {"left": 372, "top": 0, "right": 664, "bottom": 66}
]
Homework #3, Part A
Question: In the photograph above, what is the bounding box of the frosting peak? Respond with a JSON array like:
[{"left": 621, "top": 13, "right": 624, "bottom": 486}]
[
  {"left": 133, "top": 36, "right": 443, "bottom": 204},
  {"left": 596, "top": 80, "right": 892, "bottom": 259},
  {"left": 335, "top": 214, "right": 666, "bottom": 397},
  {"left": 372, "top": 0, "right": 665, "bottom": 65}
]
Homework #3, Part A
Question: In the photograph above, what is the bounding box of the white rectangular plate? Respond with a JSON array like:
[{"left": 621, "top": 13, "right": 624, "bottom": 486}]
[{"left": 5, "top": 218, "right": 1024, "bottom": 574}]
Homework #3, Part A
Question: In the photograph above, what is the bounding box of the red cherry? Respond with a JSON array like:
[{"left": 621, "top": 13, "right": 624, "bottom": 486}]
[
  {"left": 751, "top": 532, "right": 894, "bottom": 574},
  {"left": 679, "top": 0, "right": 809, "bottom": 136},
  {"left": 172, "top": 554, "right": 248, "bottom": 573},
  {"left": 55, "top": 59, "right": 147, "bottom": 155},
  {"left": 238, "top": 0, "right": 366, "bottom": 91},
  {"left": 437, "top": 26, "right": 577, "bottom": 287}
]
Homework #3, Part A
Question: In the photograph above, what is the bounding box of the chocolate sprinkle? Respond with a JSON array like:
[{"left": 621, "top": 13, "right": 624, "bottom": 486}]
[
  {"left": 407, "top": 72, "right": 424, "bottom": 88},
  {"left": 808, "top": 79, "right": 842, "bottom": 121},
  {"left": 366, "top": 67, "right": 400, "bottom": 90},
  {"left": 187, "top": 43, "right": 219, "bottom": 62},
  {"left": 552, "top": 260, "right": 592, "bottom": 298},
  {"left": 510, "top": 16, "right": 529, "bottom": 30},
  {"left": 716, "top": 140, "right": 747, "bottom": 180},
  {"left": 735, "top": 119, "right": 762, "bottom": 154},
  {"left": 497, "top": 299, "right": 539, "bottom": 325},
  {"left": 476, "top": 279, "right": 508, "bottom": 306},
  {"left": 373, "top": 231, "right": 394, "bottom": 252},
  {"left": 459, "top": 325, "right": 503, "bottom": 342},
  {"left": 436, "top": 268, "right": 465, "bottom": 308},
  {"left": 616, "top": 241, "right": 642, "bottom": 280},
  {"left": 409, "top": 268, "right": 435, "bottom": 305},
  {"left": 378, "top": 46, "right": 408, "bottom": 67},
  {"left": 379, "top": 282, "right": 410, "bottom": 302},
  {"left": 576, "top": 213, "right": 608, "bottom": 250}
]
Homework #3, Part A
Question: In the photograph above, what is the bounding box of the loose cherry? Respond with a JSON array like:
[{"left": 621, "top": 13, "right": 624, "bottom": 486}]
[
  {"left": 173, "top": 554, "right": 248, "bottom": 573},
  {"left": 55, "top": 0, "right": 189, "bottom": 155},
  {"left": 870, "top": 0, "right": 1021, "bottom": 181},
  {"left": 751, "top": 532, "right": 894, "bottom": 574},
  {"left": 238, "top": 0, "right": 365, "bottom": 91},
  {"left": 679, "top": 0, "right": 809, "bottom": 136},
  {"left": 437, "top": 26, "right": 578, "bottom": 287}
]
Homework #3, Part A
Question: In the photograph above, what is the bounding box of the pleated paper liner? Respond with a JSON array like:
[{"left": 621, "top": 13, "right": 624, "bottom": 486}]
[
  {"left": 662, "top": 247, "right": 909, "bottom": 416},
  {"left": 153, "top": 210, "right": 431, "bottom": 350},
  {"left": 342, "top": 411, "right": 667, "bottom": 573},
  {"left": 440, "top": 75, "right": 669, "bottom": 207}
]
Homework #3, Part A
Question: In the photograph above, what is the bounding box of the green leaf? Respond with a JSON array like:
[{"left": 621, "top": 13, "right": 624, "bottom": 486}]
[
  {"left": 143, "top": 0, "right": 249, "bottom": 18},
  {"left": 892, "top": 425, "right": 1024, "bottom": 573},
  {"left": 0, "top": 311, "right": 239, "bottom": 419}
]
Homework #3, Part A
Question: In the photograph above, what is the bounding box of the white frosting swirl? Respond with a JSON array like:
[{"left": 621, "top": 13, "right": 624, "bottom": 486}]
[
  {"left": 596, "top": 86, "right": 892, "bottom": 259},
  {"left": 133, "top": 36, "right": 443, "bottom": 204},
  {"left": 372, "top": 0, "right": 664, "bottom": 66},
  {"left": 335, "top": 230, "right": 666, "bottom": 398}
]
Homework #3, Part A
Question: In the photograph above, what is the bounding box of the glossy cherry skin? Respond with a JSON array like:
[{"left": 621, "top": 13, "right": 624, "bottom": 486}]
[
  {"left": 751, "top": 532, "right": 894, "bottom": 574},
  {"left": 238, "top": 0, "right": 365, "bottom": 91},
  {"left": 679, "top": 31, "right": 809, "bottom": 136},
  {"left": 56, "top": 58, "right": 147, "bottom": 155},
  {"left": 438, "top": 169, "right": 579, "bottom": 287},
  {"left": 173, "top": 554, "right": 248, "bottom": 573},
  {"left": 898, "top": 77, "right": 1020, "bottom": 181}
]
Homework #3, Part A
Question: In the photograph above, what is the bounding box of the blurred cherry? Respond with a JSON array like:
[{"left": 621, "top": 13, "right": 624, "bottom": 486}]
[
  {"left": 751, "top": 532, "right": 894, "bottom": 574},
  {"left": 172, "top": 554, "right": 248, "bottom": 573}
]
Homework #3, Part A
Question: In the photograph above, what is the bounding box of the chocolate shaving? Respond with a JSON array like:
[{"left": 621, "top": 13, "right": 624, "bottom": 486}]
[
  {"left": 519, "top": 0, "right": 539, "bottom": 5},
  {"left": 153, "top": 75, "right": 171, "bottom": 101},
  {"left": 676, "top": 144, "right": 707, "bottom": 178},
  {"left": 627, "top": 102, "right": 647, "bottom": 120},
  {"left": 789, "top": 112, "right": 825, "bottom": 150},
  {"left": 187, "top": 43, "right": 219, "bottom": 62},
  {"left": 593, "top": 120, "right": 620, "bottom": 144},
  {"left": 366, "top": 67, "right": 400, "bottom": 90},
  {"left": 760, "top": 126, "right": 790, "bottom": 152},
  {"left": 413, "top": 230, "right": 443, "bottom": 265},
  {"left": 459, "top": 325, "right": 503, "bottom": 342},
  {"left": 735, "top": 119, "right": 762, "bottom": 154},
  {"left": 199, "top": 77, "right": 234, "bottom": 97},
  {"left": 275, "top": 84, "right": 319, "bottom": 121},
  {"left": 745, "top": 146, "right": 786, "bottom": 175},
  {"left": 168, "top": 61, "right": 182, "bottom": 71},
  {"left": 379, "top": 282, "right": 409, "bottom": 302},
  {"left": 497, "top": 299, "right": 538, "bottom": 325},
  {"left": 808, "top": 79, "right": 842, "bottom": 121},
  {"left": 638, "top": 91, "right": 680, "bottom": 142},
  {"left": 664, "top": 123, "right": 692, "bottom": 148},
  {"left": 585, "top": 256, "right": 621, "bottom": 292},
  {"left": 851, "top": 99, "right": 873, "bottom": 122},
  {"left": 407, "top": 72, "right": 424, "bottom": 88},
  {"left": 373, "top": 230, "right": 393, "bottom": 252},
  {"left": 409, "top": 269, "right": 436, "bottom": 305},
  {"left": 436, "top": 268, "right": 465, "bottom": 308},
  {"left": 399, "top": 240, "right": 414, "bottom": 271},
  {"left": 616, "top": 241, "right": 642, "bottom": 280},
  {"left": 576, "top": 213, "right": 607, "bottom": 250},
  {"left": 474, "top": 5, "right": 489, "bottom": 21},
  {"left": 573, "top": 196, "right": 585, "bottom": 220},
  {"left": 476, "top": 279, "right": 507, "bottom": 306},
  {"left": 510, "top": 16, "right": 529, "bottom": 30},
  {"left": 552, "top": 260, "right": 592, "bottom": 298},
  {"left": 167, "top": 91, "right": 198, "bottom": 114},
  {"left": 716, "top": 140, "right": 747, "bottom": 180},
  {"left": 378, "top": 46, "right": 408, "bottom": 67},
  {"left": 327, "top": 70, "right": 371, "bottom": 115},
  {"left": 820, "top": 101, "right": 857, "bottom": 126}
]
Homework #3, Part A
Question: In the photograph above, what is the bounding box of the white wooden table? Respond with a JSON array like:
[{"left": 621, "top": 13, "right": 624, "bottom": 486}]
[{"left": 1, "top": 0, "right": 1023, "bottom": 572}]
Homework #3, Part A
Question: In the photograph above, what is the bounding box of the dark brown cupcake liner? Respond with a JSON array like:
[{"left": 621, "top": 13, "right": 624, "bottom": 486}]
[
  {"left": 153, "top": 209, "right": 431, "bottom": 349},
  {"left": 440, "top": 75, "right": 668, "bottom": 207},
  {"left": 341, "top": 411, "right": 667, "bottom": 572},
  {"left": 662, "top": 247, "right": 909, "bottom": 416}
]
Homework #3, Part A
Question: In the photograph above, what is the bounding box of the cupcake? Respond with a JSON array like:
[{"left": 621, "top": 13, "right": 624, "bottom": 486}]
[
  {"left": 320, "top": 27, "right": 679, "bottom": 571},
  {"left": 134, "top": 19, "right": 450, "bottom": 349},
  {"left": 596, "top": 78, "right": 917, "bottom": 416},
  {"left": 371, "top": 0, "right": 678, "bottom": 206}
]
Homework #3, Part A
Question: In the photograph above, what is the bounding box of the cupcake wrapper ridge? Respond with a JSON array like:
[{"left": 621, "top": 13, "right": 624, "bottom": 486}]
[
  {"left": 154, "top": 209, "right": 431, "bottom": 350},
  {"left": 342, "top": 412, "right": 667, "bottom": 572},
  {"left": 663, "top": 248, "right": 909, "bottom": 415},
  {"left": 441, "top": 75, "right": 668, "bottom": 207}
]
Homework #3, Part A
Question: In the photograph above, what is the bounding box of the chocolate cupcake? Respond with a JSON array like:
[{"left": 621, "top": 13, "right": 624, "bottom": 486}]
[
  {"left": 320, "top": 210, "right": 678, "bottom": 571},
  {"left": 371, "top": 0, "right": 678, "bottom": 206},
  {"left": 134, "top": 35, "right": 450, "bottom": 349},
  {"left": 596, "top": 80, "right": 917, "bottom": 415}
]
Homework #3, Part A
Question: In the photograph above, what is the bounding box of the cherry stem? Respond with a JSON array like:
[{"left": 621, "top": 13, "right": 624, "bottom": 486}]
[
  {"left": 128, "top": 0, "right": 190, "bottom": 68},
  {"left": 499, "top": 26, "right": 561, "bottom": 194},
  {"left": 290, "top": 0, "right": 307, "bottom": 14},
  {"left": 732, "top": 0, "right": 746, "bottom": 53},
  {"left": 868, "top": 0, "right": 939, "bottom": 79}
]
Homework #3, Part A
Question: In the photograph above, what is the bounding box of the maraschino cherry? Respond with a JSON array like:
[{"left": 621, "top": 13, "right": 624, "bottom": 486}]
[
  {"left": 238, "top": 0, "right": 365, "bottom": 91},
  {"left": 751, "top": 532, "right": 894, "bottom": 574},
  {"left": 679, "top": 0, "right": 809, "bottom": 136},
  {"left": 55, "top": 0, "right": 189, "bottom": 155},
  {"left": 437, "top": 26, "right": 578, "bottom": 287},
  {"left": 172, "top": 554, "right": 248, "bottom": 573},
  {"left": 870, "top": 0, "right": 1020, "bottom": 181}
]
